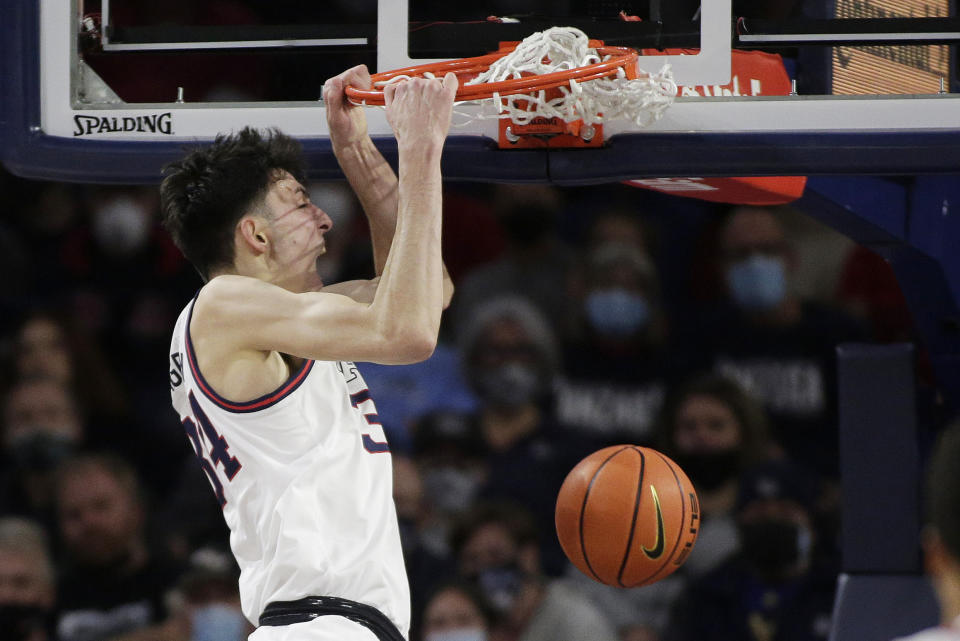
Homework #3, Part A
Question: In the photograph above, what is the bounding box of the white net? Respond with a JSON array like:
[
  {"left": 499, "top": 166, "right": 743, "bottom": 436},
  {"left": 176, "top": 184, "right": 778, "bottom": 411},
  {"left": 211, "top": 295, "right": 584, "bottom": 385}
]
[
  {"left": 372, "top": 27, "right": 677, "bottom": 128},
  {"left": 463, "top": 26, "right": 677, "bottom": 127}
]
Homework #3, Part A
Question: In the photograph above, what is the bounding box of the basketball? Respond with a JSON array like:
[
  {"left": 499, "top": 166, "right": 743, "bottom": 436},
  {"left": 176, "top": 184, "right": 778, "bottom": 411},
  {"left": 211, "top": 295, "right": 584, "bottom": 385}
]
[{"left": 555, "top": 445, "right": 700, "bottom": 588}]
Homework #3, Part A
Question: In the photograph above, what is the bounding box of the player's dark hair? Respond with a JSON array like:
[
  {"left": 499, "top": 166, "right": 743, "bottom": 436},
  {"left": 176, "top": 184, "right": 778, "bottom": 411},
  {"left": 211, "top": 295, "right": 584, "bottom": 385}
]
[
  {"left": 926, "top": 420, "right": 960, "bottom": 560},
  {"left": 160, "top": 127, "right": 305, "bottom": 280}
]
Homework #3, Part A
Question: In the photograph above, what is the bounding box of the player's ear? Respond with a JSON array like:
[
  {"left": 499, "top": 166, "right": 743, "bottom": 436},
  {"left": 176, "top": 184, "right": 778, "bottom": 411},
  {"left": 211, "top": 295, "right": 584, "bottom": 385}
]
[{"left": 238, "top": 216, "right": 269, "bottom": 256}]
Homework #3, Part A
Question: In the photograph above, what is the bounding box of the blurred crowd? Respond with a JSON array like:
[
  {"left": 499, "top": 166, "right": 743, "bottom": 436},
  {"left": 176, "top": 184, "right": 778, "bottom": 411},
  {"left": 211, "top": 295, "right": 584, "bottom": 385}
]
[{"left": 0, "top": 166, "right": 930, "bottom": 641}]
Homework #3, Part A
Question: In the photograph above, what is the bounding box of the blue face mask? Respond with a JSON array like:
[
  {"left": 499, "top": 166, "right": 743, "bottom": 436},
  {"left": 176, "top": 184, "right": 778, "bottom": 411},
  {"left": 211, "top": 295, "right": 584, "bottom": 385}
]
[
  {"left": 726, "top": 255, "right": 787, "bottom": 311},
  {"left": 585, "top": 289, "right": 650, "bottom": 337},
  {"left": 425, "top": 628, "right": 489, "bottom": 641},
  {"left": 191, "top": 604, "right": 248, "bottom": 641}
]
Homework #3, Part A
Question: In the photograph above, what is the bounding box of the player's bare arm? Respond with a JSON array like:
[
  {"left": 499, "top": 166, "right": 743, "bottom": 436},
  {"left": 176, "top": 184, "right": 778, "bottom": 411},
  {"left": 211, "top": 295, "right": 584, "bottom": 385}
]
[
  {"left": 190, "top": 73, "right": 458, "bottom": 401},
  {"left": 323, "top": 64, "right": 454, "bottom": 308}
]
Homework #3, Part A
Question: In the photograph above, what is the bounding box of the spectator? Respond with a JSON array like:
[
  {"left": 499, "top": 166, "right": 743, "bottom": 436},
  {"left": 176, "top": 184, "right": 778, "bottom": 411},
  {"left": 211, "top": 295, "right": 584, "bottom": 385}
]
[
  {"left": 554, "top": 241, "right": 684, "bottom": 445},
  {"left": 459, "top": 296, "right": 597, "bottom": 575},
  {"left": 12, "top": 310, "right": 129, "bottom": 425},
  {"left": 1, "top": 377, "right": 83, "bottom": 522},
  {"left": 892, "top": 420, "right": 960, "bottom": 640},
  {"left": 451, "top": 185, "right": 576, "bottom": 338},
  {"left": 666, "top": 460, "right": 836, "bottom": 641},
  {"left": 450, "top": 502, "right": 619, "bottom": 641},
  {"left": 692, "top": 205, "right": 867, "bottom": 476},
  {"left": 63, "top": 186, "right": 196, "bottom": 443},
  {"left": 411, "top": 411, "right": 490, "bottom": 551},
  {"left": 420, "top": 582, "right": 495, "bottom": 641},
  {"left": 657, "top": 373, "right": 775, "bottom": 575},
  {"left": 113, "top": 547, "right": 252, "bottom": 641},
  {"left": 4, "top": 180, "right": 85, "bottom": 301},
  {"left": 581, "top": 208, "right": 652, "bottom": 252},
  {"left": 836, "top": 245, "right": 914, "bottom": 343},
  {"left": 0, "top": 517, "right": 56, "bottom": 641},
  {"left": 563, "top": 374, "right": 775, "bottom": 641},
  {"left": 394, "top": 455, "right": 458, "bottom": 641},
  {"left": 54, "top": 453, "right": 182, "bottom": 641}
]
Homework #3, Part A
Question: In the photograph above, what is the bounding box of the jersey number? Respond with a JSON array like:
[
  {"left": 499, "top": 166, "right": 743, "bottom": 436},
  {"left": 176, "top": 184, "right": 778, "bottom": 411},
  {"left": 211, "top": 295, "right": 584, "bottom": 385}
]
[
  {"left": 349, "top": 389, "right": 390, "bottom": 453},
  {"left": 182, "top": 391, "right": 242, "bottom": 507}
]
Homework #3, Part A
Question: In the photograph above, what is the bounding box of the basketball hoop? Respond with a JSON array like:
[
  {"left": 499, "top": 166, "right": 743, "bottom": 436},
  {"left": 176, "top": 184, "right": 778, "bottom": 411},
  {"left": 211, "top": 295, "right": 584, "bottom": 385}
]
[{"left": 343, "top": 27, "right": 677, "bottom": 148}]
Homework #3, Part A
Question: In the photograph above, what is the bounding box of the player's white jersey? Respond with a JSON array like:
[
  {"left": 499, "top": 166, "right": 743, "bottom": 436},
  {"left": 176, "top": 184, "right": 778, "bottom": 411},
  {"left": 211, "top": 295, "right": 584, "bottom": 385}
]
[{"left": 168, "top": 296, "right": 410, "bottom": 636}]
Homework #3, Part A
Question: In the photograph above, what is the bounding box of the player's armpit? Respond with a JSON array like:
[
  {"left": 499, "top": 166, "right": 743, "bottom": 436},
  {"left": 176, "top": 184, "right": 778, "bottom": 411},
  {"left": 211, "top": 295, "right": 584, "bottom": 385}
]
[
  {"left": 193, "top": 275, "right": 434, "bottom": 365},
  {"left": 322, "top": 273, "right": 452, "bottom": 309},
  {"left": 321, "top": 277, "right": 380, "bottom": 303}
]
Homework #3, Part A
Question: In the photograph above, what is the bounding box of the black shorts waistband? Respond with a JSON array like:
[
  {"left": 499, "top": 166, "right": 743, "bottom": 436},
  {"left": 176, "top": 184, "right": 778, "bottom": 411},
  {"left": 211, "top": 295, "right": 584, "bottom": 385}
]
[{"left": 259, "top": 596, "right": 405, "bottom": 641}]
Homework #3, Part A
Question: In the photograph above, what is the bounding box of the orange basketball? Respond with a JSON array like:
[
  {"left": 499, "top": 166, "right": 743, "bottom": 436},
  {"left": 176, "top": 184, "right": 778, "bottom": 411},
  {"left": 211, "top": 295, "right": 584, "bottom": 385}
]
[{"left": 555, "top": 445, "right": 700, "bottom": 588}]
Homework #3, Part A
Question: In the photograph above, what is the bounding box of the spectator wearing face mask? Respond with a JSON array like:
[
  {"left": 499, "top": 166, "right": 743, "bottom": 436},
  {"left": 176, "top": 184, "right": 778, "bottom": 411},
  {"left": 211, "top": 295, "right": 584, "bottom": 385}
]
[
  {"left": 691, "top": 206, "right": 867, "bottom": 478},
  {"left": 12, "top": 311, "right": 129, "bottom": 426},
  {"left": 561, "top": 374, "right": 775, "bottom": 641},
  {"left": 450, "top": 502, "right": 619, "bottom": 641},
  {"left": 113, "top": 547, "right": 252, "bottom": 641},
  {"left": 0, "top": 376, "right": 84, "bottom": 525},
  {"left": 176, "top": 549, "right": 251, "bottom": 641},
  {"left": 410, "top": 411, "right": 490, "bottom": 551},
  {"left": 393, "top": 455, "right": 458, "bottom": 641},
  {"left": 420, "top": 583, "right": 494, "bottom": 641},
  {"left": 657, "top": 374, "right": 775, "bottom": 576},
  {"left": 666, "top": 460, "right": 836, "bottom": 641},
  {"left": 554, "top": 241, "right": 687, "bottom": 446},
  {"left": 8, "top": 311, "right": 153, "bottom": 488},
  {"left": 53, "top": 453, "right": 183, "bottom": 641},
  {"left": 450, "top": 185, "right": 577, "bottom": 339},
  {"left": 458, "top": 297, "right": 599, "bottom": 576},
  {"left": 0, "top": 518, "right": 56, "bottom": 641},
  {"left": 69, "top": 186, "right": 197, "bottom": 454}
]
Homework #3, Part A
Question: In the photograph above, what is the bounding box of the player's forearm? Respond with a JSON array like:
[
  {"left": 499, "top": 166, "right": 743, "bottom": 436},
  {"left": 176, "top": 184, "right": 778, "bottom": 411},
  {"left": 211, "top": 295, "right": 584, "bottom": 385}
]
[
  {"left": 368, "top": 144, "right": 445, "bottom": 358},
  {"left": 333, "top": 138, "right": 399, "bottom": 276},
  {"left": 337, "top": 137, "right": 454, "bottom": 307}
]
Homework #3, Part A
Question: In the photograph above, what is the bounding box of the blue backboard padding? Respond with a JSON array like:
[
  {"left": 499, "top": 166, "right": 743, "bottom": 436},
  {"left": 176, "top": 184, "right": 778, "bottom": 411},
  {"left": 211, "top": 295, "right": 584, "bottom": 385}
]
[
  {"left": 837, "top": 343, "right": 921, "bottom": 574},
  {"left": 830, "top": 574, "right": 939, "bottom": 641}
]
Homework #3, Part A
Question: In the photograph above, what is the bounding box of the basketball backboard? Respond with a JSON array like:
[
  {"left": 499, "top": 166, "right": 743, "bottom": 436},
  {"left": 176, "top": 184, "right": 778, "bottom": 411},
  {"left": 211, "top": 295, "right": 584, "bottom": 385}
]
[{"left": 1, "top": 0, "right": 959, "bottom": 183}]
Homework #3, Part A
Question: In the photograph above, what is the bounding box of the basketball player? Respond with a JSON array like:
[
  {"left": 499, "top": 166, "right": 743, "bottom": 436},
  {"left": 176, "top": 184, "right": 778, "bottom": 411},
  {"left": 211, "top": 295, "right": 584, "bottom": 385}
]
[
  {"left": 160, "top": 66, "right": 458, "bottom": 641},
  {"left": 894, "top": 421, "right": 960, "bottom": 640}
]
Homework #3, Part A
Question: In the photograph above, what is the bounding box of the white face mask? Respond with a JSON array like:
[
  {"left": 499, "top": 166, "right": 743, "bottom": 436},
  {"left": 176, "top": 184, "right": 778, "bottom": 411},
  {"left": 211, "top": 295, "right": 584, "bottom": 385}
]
[
  {"left": 92, "top": 195, "right": 152, "bottom": 256},
  {"left": 191, "top": 604, "right": 248, "bottom": 641},
  {"left": 425, "top": 628, "right": 488, "bottom": 641}
]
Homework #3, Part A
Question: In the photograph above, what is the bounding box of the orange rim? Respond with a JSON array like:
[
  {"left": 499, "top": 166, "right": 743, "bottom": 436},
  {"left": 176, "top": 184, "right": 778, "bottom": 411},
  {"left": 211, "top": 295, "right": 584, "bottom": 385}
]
[{"left": 344, "top": 45, "right": 638, "bottom": 106}]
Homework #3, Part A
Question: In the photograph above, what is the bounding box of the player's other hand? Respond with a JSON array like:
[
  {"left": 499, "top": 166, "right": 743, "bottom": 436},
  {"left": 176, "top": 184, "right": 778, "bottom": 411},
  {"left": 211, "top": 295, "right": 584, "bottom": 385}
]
[
  {"left": 384, "top": 73, "right": 458, "bottom": 151},
  {"left": 323, "top": 64, "right": 372, "bottom": 150}
]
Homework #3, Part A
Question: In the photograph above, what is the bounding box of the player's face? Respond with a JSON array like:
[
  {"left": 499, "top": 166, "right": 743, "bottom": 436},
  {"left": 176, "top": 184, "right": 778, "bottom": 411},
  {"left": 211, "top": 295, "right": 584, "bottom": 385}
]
[{"left": 263, "top": 173, "right": 333, "bottom": 293}]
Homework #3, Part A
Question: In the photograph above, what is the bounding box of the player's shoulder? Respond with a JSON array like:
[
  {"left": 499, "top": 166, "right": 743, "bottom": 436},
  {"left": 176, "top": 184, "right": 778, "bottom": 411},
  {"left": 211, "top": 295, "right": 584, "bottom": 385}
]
[
  {"left": 200, "top": 274, "right": 269, "bottom": 302},
  {"left": 194, "top": 275, "right": 285, "bottom": 320},
  {"left": 189, "top": 275, "right": 268, "bottom": 339}
]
